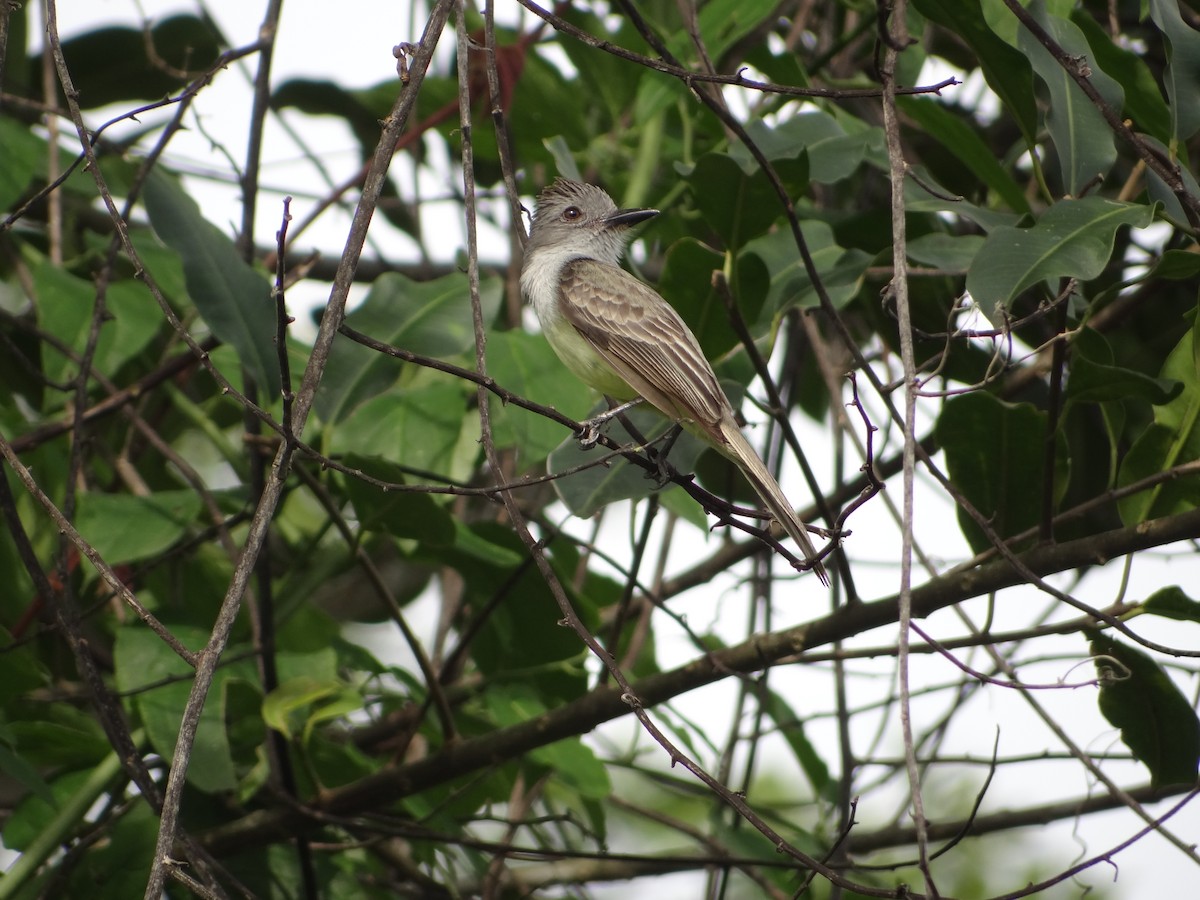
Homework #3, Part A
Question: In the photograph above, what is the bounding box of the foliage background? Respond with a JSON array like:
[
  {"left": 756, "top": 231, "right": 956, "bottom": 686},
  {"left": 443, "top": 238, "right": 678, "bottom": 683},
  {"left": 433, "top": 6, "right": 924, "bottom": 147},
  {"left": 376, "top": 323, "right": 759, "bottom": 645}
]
[{"left": 1, "top": 0, "right": 1199, "bottom": 898}]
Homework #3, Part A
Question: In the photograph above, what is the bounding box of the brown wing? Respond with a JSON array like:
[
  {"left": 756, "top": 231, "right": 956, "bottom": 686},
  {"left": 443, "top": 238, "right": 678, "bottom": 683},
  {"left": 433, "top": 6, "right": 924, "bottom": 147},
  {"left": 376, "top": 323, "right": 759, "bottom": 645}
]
[{"left": 558, "top": 258, "right": 731, "bottom": 430}]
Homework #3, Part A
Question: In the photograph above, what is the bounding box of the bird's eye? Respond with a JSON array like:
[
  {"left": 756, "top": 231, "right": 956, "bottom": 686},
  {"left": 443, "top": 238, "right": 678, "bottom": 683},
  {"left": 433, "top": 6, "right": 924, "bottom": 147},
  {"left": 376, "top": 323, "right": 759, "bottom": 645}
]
[{"left": 562, "top": 206, "right": 582, "bottom": 221}]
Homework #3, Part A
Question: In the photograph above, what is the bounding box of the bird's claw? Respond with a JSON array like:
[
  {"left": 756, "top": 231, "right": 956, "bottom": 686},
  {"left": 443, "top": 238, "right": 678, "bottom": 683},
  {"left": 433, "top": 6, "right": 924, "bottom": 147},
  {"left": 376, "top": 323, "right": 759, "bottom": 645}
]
[{"left": 577, "top": 422, "right": 603, "bottom": 449}]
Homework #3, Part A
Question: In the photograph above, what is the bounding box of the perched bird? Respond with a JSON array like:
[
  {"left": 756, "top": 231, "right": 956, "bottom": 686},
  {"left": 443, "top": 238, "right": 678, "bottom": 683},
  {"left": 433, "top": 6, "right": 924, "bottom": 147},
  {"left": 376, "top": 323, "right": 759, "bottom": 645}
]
[{"left": 520, "top": 179, "right": 827, "bottom": 584}]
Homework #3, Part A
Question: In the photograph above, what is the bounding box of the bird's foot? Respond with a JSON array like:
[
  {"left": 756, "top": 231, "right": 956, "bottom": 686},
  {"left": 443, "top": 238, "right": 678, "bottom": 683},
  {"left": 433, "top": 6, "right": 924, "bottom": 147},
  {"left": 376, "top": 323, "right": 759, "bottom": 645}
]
[{"left": 575, "top": 398, "right": 644, "bottom": 449}]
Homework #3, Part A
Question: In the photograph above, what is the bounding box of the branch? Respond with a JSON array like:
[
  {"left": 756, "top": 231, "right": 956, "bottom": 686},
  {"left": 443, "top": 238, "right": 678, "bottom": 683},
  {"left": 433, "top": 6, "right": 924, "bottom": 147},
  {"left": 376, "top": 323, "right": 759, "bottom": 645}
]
[{"left": 197, "top": 506, "right": 1200, "bottom": 857}]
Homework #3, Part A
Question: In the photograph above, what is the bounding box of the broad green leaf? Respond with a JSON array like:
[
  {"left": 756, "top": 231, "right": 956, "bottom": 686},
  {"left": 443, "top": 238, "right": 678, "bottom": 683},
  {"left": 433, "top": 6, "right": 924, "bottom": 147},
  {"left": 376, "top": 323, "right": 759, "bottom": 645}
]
[
  {"left": 547, "top": 404, "right": 706, "bottom": 518},
  {"left": 62, "top": 804, "right": 159, "bottom": 898},
  {"left": 4, "top": 706, "right": 109, "bottom": 769},
  {"left": 1071, "top": 8, "right": 1173, "bottom": 142},
  {"left": 681, "top": 151, "right": 807, "bottom": 251},
  {"left": 271, "top": 78, "right": 393, "bottom": 162},
  {"left": 262, "top": 676, "right": 362, "bottom": 743},
  {"left": 316, "top": 271, "right": 501, "bottom": 424},
  {"left": 0, "top": 626, "right": 47, "bottom": 706},
  {"left": 1148, "top": 249, "right": 1200, "bottom": 282},
  {"left": 467, "top": 549, "right": 591, "bottom": 703},
  {"left": 979, "top": 0, "right": 1074, "bottom": 46},
  {"left": 0, "top": 115, "right": 45, "bottom": 212},
  {"left": 693, "top": 0, "right": 778, "bottom": 61},
  {"left": 558, "top": 8, "right": 643, "bottom": 121},
  {"left": 966, "top": 197, "right": 1155, "bottom": 310},
  {"left": 740, "top": 113, "right": 879, "bottom": 186},
  {"left": 488, "top": 687, "right": 611, "bottom": 799},
  {"left": 912, "top": 0, "right": 1038, "bottom": 142},
  {"left": 31, "top": 15, "right": 220, "bottom": 109},
  {"left": 898, "top": 97, "right": 1029, "bottom": 212},
  {"left": 1017, "top": 0, "right": 1123, "bottom": 196},
  {"left": 0, "top": 735, "right": 54, "bottom": 808},
  {"left": 1138, "top": 133, "right": 1200, "bottom": 225},
  {"left": 1117, "top": 311, "right": 1200, "bottom": 524},
  {"left": 744, "top": 223, "right": 868, "bottom": 312},
  {"left": 534, "top": 735, "right": 612, "bottom": 800},
  {"left": 1090, "top": 631, "right": 1200, "bottom": 788},
  {"left": 1143, "top": 586, "right": 1200, "bottom": 624},
  {"left": 332, "top": 380, "right": 478, "bottom": 482},
  {"left": 446, "top": 520, "right": 525, "bottom": 569},
  {"left": 906, "top": 233, "right": 985, "bottom": 272},
  {"left": 760, "top": 688, "right": 833, "bottom": 799},
  {"left": 905, "top": 174, "right": 1025, "bottom": 232},
  {"left": 487, "top": 329, "right": 593, "bottom": 462},
  {"left": 1150, "top": 0, "right": 1200, "bottom": 140},
  {"left": 1065, "top": 329, "right": 1182, "bottom": 407},
  {"left": 658, "top": 238, "right": 768, "bottom": 360},
  {"left": 341, "top": 454, "right": 455, "bottom": 547},
  {"left": 75, "top": 490, "right": 203, "bottom": 565},
  {"left": 33, "top": 263, "right": 162, "bottom": 385},
  {"left": 3, "top": 768, "right": 92, "bottom": 851},
  {"left": 114, "top": 625, "right": 241, "bottom": 793},
  {"left": 935, "top": 393, "right": 1067, "bottom": 552},
  {"left": 143, "top": 169, "right": 281, "bottom": 397}
]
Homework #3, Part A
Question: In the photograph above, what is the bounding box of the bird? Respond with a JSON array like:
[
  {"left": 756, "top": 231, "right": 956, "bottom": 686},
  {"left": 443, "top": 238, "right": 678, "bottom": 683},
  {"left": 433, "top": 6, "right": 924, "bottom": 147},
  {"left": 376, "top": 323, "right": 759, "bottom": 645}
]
[{"left": 519, "top": 178, "right": 828, "bottom": 585}]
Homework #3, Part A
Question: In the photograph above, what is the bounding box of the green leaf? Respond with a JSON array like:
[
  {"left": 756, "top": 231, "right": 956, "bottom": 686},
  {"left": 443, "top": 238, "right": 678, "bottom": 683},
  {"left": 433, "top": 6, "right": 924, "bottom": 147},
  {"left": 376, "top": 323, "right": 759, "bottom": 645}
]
[
  {"left": 657, "top": 238, "right": 768, "bottom": 360},
  {"left": 33, "top": 263, "right": 162, "bottom": 385},
  {"left": 447, "top": 520, "right": 525, "bottom": 569},
  {"left": 912, "top": 0, "right": 1038, "bottom": 143},
  {"left": 0, "top": 626, "right": 48, "bottom": 706},
  {"left": 1143, "top": 587, "right": 1200, "bottom": 624},
  {"left": 332, "top": 380, "right": 477, "bottom": 480},
  {"left": 740, "top": 112, "right": 879, "bottom": 186},
  {"left": 262, "top": 676, "right": 362, "bottom": 744},
  {"left": 1139, "top": 133, "right": 1200, "bottom": 225},
  {"left": 899, "top": 97, "right": 1029, "bottom": 212},
  {"left": 31, "top": 15, "right": 221, "bottom": 109},
  {"left": 1065, "top": 330, "right": 1182, "bottom": 407},
  {"left": 906, "top": 233, "right": 985, "bottom": 272},
  {"left": 1150, "top": 0, "right": 1200, "bottom": 140},
  {"left": 681, "top": 151, "right": 806, "bottom": 250},
  {"left": 114, "top": 625, "right": 241, "bottom": 793},
  {"left": 744, "top": 223, "right": 868, "bottom": 312},
  {"left": 341, "top": 454, "right": 455, "bottom": 547},
  {"left": 0, "top": 115, "right": 46, "bottom": 212},
  {"left": 143, "top": 169, "right": 281, "bottom": 397},
  {"left": 1017, "top": 0, "right": 1123, "bottom": 196},
  {"left": 1148, "top": 249, "right": 1200, "bottom": 282},
  {"left": 467, "top": 543, "right": 591, "bottom": 702},
  {"left": 316, "top": 271, "right": 500, "bottom": 424},
  {"left": 484, "top": 684, "right": 611, "bottom": 798},
  {"left": 1090, "top": 632, "right": 1200, "bottom": 788},
  {"left": 547, "top": 405, "right": 706, "bottom": 518},
  {"left": 1071, "top": 8, "right": 1173, "bottom": 143},
  {"left": 1117, "top": 311, "right": 1200, "bottom": 524},
  {"left": 935, "top": 393, "right": 1066, "bottom": 552},
  {"left": 271, "top": 78, "right": 392, "bottom": 161},
  {"left": 0, "top": 738, "right": 55, "bottom": 808},
  {"left": 760, "top": 689, "right": 833, "bottom": 799},
  {"left": 75, "top": 490, "right": 203, "bottom": 565},
  {"left": 966, "top": 197, "right": 1155, "bottom": 310},
  {"left": 486, "top": 329, "right": 593, "bottom": 462},
  {"left": 5, "top": 706, "right": 109, "bottom": 769},
  {"left": 691, "top": 0, "right": 778, "bottom": 61}
]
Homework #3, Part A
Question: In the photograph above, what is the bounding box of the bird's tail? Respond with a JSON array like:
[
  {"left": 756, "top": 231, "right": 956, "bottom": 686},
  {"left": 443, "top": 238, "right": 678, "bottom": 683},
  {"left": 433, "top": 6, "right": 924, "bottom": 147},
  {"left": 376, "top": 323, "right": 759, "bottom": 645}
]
[{"left": 716, "top": 421, "right": 829, "bottom": 586}]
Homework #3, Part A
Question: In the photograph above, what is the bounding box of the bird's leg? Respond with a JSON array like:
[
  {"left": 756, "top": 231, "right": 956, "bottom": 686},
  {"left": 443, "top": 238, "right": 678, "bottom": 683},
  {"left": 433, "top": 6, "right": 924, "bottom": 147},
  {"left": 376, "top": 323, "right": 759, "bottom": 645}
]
[
  {"left": 577, "top": 396, "right": 644, "bottom": 448},
  {"left": 646, "top": 423, "right": 683, "bottom": 485}
]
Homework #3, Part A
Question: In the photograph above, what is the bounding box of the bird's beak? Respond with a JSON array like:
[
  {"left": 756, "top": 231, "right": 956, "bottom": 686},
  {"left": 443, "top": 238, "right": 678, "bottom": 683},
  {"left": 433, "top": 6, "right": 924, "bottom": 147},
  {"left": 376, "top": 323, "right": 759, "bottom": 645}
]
[{"left": 605, "top": 207, "right": 659, "bottom": 228}]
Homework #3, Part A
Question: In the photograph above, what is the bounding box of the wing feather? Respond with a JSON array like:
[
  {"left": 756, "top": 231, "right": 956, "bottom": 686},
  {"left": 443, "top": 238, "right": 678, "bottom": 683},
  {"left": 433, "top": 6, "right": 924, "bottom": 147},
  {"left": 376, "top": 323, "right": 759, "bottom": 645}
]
[{"left": 558, "top": 258, "right": 730, "bottom": 429}]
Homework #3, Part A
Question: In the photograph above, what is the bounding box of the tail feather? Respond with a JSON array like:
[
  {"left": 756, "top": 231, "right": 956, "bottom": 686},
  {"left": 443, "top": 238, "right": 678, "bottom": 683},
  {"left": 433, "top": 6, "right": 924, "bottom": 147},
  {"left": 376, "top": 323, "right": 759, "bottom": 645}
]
[{"left": 717, "top": 421, "right": 829, "bottom": 586}]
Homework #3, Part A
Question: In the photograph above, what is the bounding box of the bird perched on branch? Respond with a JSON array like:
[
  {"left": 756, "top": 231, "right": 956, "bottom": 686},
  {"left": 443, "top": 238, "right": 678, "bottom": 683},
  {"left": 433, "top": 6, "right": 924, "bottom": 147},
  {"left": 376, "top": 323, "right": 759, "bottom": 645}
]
[{"left": 520, "top": 179, "right": 828, "bottom": 585}]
